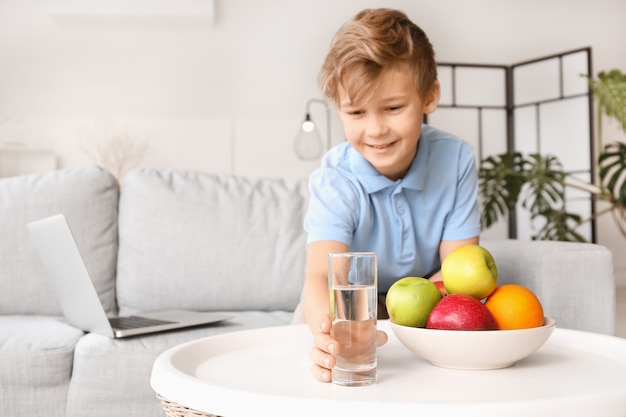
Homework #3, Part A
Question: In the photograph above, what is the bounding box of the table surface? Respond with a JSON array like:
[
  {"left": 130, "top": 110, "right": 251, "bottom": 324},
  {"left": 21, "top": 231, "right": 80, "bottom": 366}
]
[{"left": 151, "top": 320, "right": 626, "bottom": 417}]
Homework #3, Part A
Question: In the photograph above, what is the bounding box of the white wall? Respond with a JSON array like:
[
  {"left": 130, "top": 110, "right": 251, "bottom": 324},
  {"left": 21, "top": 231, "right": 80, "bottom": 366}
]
[{"left": 1, "top": 0, "right": 625, "bottom": 284}]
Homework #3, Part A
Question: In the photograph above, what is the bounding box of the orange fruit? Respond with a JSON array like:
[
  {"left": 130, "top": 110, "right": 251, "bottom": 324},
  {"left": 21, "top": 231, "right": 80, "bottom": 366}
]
[{"left": 484, "top": 284, "right": 544, "bottom": 330}]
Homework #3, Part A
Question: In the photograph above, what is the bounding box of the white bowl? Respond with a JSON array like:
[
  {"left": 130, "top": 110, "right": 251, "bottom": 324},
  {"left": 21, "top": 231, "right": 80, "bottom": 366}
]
[{"left": 389, "top": 317, "right": 556, "bottom": 370}]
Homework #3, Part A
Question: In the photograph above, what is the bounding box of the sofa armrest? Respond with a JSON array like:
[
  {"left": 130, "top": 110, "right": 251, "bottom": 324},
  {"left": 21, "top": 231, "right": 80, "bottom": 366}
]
[{"left": 481, "top": 239, "right": 615, "bottom": 335}]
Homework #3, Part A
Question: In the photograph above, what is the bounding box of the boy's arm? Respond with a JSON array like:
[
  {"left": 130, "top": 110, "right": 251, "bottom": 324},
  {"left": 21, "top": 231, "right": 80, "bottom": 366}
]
[
  {"left": 303, "top": 240, "right": 349, "bottom": 330},
  {"left": 303, "top": 240, "right": 348, "bottom": 382}
]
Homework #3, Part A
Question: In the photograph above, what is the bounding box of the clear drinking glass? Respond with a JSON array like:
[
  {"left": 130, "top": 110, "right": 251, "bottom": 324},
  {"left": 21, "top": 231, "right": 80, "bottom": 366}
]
[{"left": 328, "top": 252, "right": 378, "bottom": 386}]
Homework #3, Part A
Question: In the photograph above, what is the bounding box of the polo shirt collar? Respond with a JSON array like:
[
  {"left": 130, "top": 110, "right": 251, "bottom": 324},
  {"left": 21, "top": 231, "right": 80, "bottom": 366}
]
[
  {"left": 402, "top": 135, "right": 428, "bottom": 191},
  {"left": 348, "top": 133, "right": 429, "bottom": 193}
]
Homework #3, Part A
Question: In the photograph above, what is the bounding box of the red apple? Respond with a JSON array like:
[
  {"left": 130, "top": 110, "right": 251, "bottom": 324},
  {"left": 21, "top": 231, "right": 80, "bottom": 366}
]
[
  {"left": 433, "top": 281, "right": 448, "bottom": 297},
  {"left": 426, "top": 294, "right": 494, "bottom": 330}
]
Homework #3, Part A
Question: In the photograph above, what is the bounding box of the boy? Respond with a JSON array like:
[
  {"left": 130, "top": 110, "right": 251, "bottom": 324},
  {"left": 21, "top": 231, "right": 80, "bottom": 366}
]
[{"left": 300, "top": 8, "right": 481, "bottom": 382}]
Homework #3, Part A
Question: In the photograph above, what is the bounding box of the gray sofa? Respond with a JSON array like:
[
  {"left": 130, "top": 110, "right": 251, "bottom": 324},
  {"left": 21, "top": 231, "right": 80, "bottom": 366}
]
[{"left": 0, "top": 166, "right": 616, "bottom": 417}]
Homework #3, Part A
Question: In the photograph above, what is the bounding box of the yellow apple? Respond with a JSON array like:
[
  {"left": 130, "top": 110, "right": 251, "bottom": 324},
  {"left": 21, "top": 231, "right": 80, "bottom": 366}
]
[
  {"left": 386, "top": 277, "right": 441, "bottom": 328},
  {"left": 441, "top": 245, "right": 498, "bottom": 300}
]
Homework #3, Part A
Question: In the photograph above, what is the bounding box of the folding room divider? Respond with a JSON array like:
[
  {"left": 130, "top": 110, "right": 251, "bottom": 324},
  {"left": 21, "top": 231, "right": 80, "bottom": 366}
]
[{"left": 428, "top": 47, "right": 595, "bottom": 242}]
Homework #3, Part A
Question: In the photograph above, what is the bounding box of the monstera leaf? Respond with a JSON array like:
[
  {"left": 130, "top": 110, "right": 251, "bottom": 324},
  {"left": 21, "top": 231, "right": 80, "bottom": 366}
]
[
  {"left": 599, "top": 141, "right": 626, "bottom": 206},
  {"left": 589, "top": 70, "right": 626, "bottom": 136},
  {"left": 478, "top": 152, "right": 582, "bottom": 241},
  {"left": 478, "top": 152, "right": 527, "bottom": 229},
  {"left": 521, "top": 154, "right": 566, "bottom": 216},
  {"left": 532, "top": 209, "right": 586, "bottom": 242},
  {"left": 591, "top": 69, "right": 626, "bottom": 236}
]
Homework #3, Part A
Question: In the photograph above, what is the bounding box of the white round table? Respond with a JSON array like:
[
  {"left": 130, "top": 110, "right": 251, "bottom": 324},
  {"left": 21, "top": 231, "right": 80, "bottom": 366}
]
[{"left": 151, "top": 320, "right": 626, "bottom": 417}]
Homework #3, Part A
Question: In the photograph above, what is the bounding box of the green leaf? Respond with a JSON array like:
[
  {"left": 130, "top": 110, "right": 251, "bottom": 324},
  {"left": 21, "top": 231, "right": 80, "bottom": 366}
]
[
  {"left": 479, "top": 151, "right": 589, "bottom": 242},
  {"left": 478, "top": 152, "right": 526, "bottom": 229},
  {"left": 532, "top": 209, "right": 586, "bottom": 242},
  {"left": 589, "top": 69, "right": 626, "bottom": 133},
  {"left": 521, "top": 154, "right": 565, "bottom": 216},
  {"left": 599, "top": 141, "right": 626, "bottom": 206}
]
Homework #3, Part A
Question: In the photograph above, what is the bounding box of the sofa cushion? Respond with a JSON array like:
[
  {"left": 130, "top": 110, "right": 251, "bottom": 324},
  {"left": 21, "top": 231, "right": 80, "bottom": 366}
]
[
  {"left": 482, "top": 239, "right": 615, "bottom": 335},
  {"left": 66, "top": 311, "right": 293, "bottom": 417},
  {"left": 116, "top": 168, "right": 308, "bottom": 314},
  {"left": 0, "top": 166, "right": 119, "bottom": 315},
  {"left": 0, "top": 316, "right": 84, "bottom": 417}
]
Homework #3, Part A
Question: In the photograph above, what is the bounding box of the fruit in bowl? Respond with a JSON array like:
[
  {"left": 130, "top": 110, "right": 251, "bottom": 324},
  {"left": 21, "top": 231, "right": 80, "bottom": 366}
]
[
  {"left": 426, "top": 293, "right": 494, "bottom": 330},
  {"left": 442, "top": 244, "right": 498, "bottom": 300},
  {"left": 385, "top": 244, "right": 555, "bottom": 369},
  {"left": 390, "top": 317, "right": 556, "bottom": 369},
  {"left": 433, "top": 281, "right": 447, "bottom": 297},
  {"left": 385, "top": 277, "right": 441, "bottom": 328},
  {"left": 485, "top": 284, "right": 544, "bottom": 330},
  {"left": 386, "top": 245, "right": 500, "bottom": 330}
]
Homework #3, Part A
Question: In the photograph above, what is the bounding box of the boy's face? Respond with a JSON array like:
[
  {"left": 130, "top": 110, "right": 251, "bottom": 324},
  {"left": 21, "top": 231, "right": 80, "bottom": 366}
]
[{"left": 337, "top": 68, "right": 439, "bottom": 181}]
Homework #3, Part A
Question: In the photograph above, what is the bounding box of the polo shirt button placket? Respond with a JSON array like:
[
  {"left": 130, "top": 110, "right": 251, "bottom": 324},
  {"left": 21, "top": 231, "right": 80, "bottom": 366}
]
[{"left": 393, "top": 188, "right": 413, "bottom": 260}]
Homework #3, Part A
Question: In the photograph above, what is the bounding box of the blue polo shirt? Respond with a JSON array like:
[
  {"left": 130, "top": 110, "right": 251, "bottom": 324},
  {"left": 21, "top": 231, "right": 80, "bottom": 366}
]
[{"left": 304, "top": 124, "right": 481, "bottom": 292}]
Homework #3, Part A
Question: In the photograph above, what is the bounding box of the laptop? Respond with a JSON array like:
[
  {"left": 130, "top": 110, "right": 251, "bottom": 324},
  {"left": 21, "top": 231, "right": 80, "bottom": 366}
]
[{"left": 27, "top": 214, "right": 231, "bottom": 338}]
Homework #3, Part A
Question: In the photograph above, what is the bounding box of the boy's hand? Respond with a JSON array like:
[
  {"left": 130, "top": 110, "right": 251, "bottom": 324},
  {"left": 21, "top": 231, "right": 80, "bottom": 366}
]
[
  {"left": 309, "top": 314, "right": 389, "bottom": 382},
  {"left": 309, "top": 314, "right": 335, "bottom": 382}
]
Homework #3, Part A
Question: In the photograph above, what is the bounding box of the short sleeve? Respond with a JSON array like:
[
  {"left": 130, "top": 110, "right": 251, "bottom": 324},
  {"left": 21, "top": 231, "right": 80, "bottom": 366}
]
[
  {"left": 303, "top": 168, "right": 360, "bottom": 246},
  {"left": 442, "top": 141, "right": 481, "bottom": 241}
]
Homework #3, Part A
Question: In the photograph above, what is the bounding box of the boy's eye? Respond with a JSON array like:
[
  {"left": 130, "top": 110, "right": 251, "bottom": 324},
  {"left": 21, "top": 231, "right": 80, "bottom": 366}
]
[
  {"left": 346, "top": 109, "right": 364, "bottom": 116},
  {"left": 387, "top": 105, "right": 403, "bottom": 112}
]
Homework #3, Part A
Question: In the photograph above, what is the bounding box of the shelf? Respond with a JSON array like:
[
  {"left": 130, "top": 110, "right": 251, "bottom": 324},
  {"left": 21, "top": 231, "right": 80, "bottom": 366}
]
[{"left": 0, "top": 144, "right": 57, "bottom": 178}]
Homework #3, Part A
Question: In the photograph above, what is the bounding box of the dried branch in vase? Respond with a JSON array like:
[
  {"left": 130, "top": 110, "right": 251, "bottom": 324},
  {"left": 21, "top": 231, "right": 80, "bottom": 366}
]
[{"left": 80, "top": 121, "right": 149, "bottom": 182}]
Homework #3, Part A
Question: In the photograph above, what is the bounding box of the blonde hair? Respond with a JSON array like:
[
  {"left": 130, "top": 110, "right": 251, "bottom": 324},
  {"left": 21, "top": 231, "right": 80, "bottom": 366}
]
[{"left": 319, "top": 8, "right": 437, "bottom": 105}]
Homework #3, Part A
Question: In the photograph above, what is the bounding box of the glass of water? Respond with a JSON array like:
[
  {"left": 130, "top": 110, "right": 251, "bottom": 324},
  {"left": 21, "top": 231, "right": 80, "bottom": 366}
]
[{"left": 328, "top": 252, "right": 378, "bottom": 386}]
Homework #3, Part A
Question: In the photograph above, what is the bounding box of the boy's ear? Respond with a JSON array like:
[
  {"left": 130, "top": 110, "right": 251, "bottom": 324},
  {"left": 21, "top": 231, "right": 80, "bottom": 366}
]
[{"left": 423, "top": 81, "right": 440, "bottom": 115}]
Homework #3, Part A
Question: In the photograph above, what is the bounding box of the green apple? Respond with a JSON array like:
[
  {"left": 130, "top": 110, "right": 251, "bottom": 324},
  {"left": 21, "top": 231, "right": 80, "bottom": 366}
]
[
  {"left": 386, "top": 277, "right": 441, "bottom": 328},
  {"left": 441, "top": 245, "right": 498, "bottom": 300}
]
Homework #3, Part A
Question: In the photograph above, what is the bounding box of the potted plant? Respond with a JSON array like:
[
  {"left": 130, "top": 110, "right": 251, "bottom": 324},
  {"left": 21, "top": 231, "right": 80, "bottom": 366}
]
[{"left": 479, "top": 69, "right": 626, "bottom": 241}]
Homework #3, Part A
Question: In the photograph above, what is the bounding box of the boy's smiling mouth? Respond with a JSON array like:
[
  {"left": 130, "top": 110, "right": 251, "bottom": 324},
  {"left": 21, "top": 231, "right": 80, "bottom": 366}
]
[{"left": 366, "top": 140, "right": 398, "bottom": 151}]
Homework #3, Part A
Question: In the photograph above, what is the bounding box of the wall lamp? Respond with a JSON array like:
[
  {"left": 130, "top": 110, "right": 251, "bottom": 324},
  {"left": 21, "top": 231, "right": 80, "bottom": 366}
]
[{"left": 294, "top": 98, "right": 331, "bottom": 160}]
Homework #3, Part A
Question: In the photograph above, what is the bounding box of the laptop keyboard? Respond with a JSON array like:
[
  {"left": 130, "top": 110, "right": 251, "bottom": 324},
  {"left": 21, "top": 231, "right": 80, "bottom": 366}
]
[{"left": 109, "top": 316, "right": 176, "bottom": 330}]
